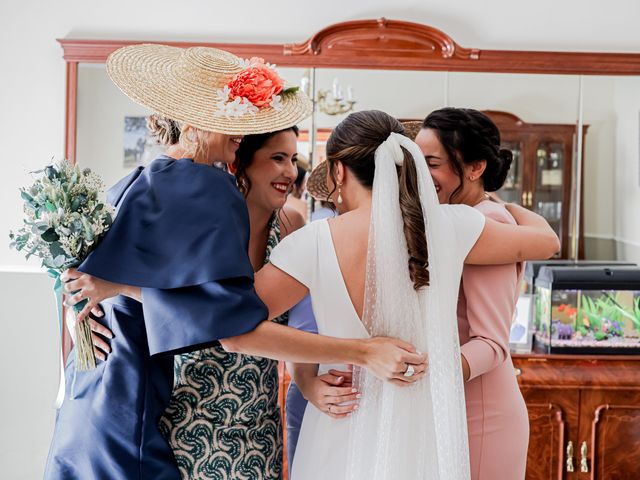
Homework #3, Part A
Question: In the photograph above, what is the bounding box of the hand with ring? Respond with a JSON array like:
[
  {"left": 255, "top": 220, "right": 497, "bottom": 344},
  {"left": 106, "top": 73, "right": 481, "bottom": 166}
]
[
  {"left": 403, "top": 364, "right": 416, "bottom": 378},
  {"left": 297, "top": 368, "right": 361, "bottom": 419},
  {"left": 361, "top": 337, "right": 428, "bottom": 386}
]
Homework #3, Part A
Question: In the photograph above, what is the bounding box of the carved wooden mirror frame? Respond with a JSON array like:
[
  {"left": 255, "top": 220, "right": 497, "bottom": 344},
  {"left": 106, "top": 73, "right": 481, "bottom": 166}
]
[{"left": 58, "top": 17, "right": 640, "bottom": 164}]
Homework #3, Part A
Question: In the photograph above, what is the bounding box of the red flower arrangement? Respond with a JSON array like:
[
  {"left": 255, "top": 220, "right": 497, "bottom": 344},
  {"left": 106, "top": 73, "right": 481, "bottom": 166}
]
[{"left": 227, "top": 58, "right": 284, "bottom": 108}]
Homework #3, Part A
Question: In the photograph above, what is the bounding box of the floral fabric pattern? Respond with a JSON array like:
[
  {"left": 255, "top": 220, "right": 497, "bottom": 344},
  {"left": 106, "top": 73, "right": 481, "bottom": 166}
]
[{"left": 160, "top": 215, "right": 288, "bottom": 480}]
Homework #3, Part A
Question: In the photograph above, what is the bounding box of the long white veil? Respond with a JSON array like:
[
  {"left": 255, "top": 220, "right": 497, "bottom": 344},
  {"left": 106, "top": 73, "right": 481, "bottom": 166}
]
[{"left": 345, "top": 133, "right": 470, "bottom": 480}]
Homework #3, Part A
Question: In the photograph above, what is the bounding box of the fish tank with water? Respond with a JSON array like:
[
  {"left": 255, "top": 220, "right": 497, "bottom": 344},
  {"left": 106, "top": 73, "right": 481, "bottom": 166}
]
[
  {"left": 534, "top": 266, "right": 640, "bottom": 354},
  {"left": 509, "top": 261, "right": 635, "bottom": 353}
]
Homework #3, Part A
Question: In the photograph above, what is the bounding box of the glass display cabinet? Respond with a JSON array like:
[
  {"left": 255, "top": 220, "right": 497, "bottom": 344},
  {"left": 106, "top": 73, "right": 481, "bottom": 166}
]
[{"left": 484, "top": 111, "right": 588, "bottom": 258}]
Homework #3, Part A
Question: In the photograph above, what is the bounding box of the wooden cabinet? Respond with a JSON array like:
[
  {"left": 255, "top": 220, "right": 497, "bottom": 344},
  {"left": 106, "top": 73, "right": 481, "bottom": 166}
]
[
  {"left": 278, "top": 362, "right": 292, "bottom": 480},
  {"left": 513, "top": 354, "right": 640, "bottom": 479},
  {"left": 484, "top": 111, "right": 587, "bottom": 259},
  {"left": 579, "top": 389, "right": 640, "bottom": 479}
]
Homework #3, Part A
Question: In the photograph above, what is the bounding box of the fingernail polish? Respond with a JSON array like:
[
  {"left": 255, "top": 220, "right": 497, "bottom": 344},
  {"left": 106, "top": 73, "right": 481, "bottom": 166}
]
[
  {"left": 351, "top": 388, "right": 358, "bottom": 393},
  {"left": 356, "top": 394, "right": 362, "bottom": 399}
]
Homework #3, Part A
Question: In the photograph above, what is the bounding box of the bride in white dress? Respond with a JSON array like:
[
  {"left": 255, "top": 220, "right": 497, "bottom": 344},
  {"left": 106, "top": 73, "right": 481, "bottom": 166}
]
[{"left": 255, "top": 110, "right": 559, "bottom": 480}]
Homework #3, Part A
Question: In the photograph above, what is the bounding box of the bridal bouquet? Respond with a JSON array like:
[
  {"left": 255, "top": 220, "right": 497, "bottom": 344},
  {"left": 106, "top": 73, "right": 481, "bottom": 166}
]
[{"left": 9, "top": 160, "right": 114, "bottom": 371}]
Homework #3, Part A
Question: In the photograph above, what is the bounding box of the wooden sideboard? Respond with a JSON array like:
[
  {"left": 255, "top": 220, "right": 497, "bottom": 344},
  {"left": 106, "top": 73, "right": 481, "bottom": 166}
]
[{"left": 512, "top": 354, "right": 640, "bottom": 480}]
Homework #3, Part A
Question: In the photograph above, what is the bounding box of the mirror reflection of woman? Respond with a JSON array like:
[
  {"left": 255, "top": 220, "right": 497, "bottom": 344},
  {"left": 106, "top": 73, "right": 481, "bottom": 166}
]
[
  {"left": 46, "top": 46, "right": 427, "bottom": 480},
  {"left": 414, "top": 108, "right": 530, "bottom": 480}
]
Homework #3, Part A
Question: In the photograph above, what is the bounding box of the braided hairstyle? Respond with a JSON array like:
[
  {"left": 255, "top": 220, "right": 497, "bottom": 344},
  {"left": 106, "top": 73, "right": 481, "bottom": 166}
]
[
  {"left": 326, "top": 110, "right": 429, "bottom": 290},
  {"left": 422, "top": 108, "right": 512, "bottom": 202},
  {"left": 146, "top": 114, "right": 181, "bottom": 146}
]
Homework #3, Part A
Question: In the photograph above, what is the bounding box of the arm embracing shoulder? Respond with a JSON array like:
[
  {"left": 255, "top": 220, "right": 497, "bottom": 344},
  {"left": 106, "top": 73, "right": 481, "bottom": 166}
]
[{"left": 466, "top": 203, "right": 560, "bottom": 265}]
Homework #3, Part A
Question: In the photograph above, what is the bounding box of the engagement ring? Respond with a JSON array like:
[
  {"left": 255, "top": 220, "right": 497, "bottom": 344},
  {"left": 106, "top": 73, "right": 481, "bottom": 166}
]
[{"left": 403, "top": 365, "right": 415, "bottom": 377}]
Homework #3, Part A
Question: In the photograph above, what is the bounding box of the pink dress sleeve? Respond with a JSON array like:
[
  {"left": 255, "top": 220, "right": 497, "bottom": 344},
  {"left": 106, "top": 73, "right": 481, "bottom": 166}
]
[{"left": 459, "top": 202, "right": 522, "bottom": 380}]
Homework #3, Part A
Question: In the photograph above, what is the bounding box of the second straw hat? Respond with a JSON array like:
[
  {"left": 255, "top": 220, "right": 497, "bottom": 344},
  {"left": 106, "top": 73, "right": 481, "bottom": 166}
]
[{"left": 107, "top": 44, "right": 312, "bottom": 135}]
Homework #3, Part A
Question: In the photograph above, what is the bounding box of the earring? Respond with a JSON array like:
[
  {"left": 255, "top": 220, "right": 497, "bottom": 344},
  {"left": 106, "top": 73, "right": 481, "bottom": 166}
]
[{"left": 337, "top": 183, "right": 343, "bottom": 204}]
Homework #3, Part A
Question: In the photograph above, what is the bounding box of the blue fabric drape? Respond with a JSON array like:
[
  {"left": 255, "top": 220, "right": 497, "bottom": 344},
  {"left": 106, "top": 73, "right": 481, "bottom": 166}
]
[{"left": 44, "top": 157, "right": 267, "bottom": 480}]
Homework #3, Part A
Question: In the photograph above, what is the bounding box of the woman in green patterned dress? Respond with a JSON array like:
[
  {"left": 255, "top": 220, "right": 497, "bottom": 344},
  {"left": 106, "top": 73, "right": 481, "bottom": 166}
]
[{"left": 158, "top": 126, "right": 355, "bottom": 480}]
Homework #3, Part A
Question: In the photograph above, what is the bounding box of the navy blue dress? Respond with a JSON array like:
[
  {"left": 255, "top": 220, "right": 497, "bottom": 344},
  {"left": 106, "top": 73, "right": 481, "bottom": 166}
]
[{"left": 43, "top": 157, "right": 267, "bottom": 480}]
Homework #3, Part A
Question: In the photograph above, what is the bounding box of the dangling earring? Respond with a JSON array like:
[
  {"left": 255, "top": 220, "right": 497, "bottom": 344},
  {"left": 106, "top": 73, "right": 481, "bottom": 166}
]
[
  {"left": 238, "top": 176, "right": 249, "bottom": 195},
  {"left": 337, "top": 183, "right": 343, "bottom": 204}
]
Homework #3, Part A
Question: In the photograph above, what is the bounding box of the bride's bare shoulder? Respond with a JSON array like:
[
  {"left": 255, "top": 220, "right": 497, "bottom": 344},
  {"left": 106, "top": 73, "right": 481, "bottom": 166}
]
[{"left": 327, "top": 210, "right": 369, "bottom": 243}]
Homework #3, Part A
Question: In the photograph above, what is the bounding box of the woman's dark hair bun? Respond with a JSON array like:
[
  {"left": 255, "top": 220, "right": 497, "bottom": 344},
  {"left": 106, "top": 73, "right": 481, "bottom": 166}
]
[
  {"left": 483, "top": 147, "right": 513, "bottom": 192},
  {"left": 422, "top": 108, "right": 514, "bottom": 195}
]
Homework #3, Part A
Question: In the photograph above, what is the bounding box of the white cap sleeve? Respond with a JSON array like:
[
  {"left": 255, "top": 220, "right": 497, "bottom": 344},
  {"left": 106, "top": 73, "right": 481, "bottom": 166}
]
[
  {"left": 441, "top": 204, "right": 486, "bottom": 260},
  {"left": 268, "top": 221, "right": 323, "bottom": 289}
]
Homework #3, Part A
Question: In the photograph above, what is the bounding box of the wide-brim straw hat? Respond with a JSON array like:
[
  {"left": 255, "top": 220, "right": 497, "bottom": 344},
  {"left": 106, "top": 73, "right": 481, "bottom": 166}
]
[
  {"left": 107, "top": 44, "right": 313, "bottom": 135},
  {"left": 306, "top": 119, "right": 425, "bottom": 200},
  {"left": 306, "top": 159, "right": 331, "bottom": 201}
]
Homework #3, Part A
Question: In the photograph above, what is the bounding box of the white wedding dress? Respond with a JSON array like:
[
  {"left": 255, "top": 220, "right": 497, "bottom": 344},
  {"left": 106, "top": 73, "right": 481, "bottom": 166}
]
[{"left": 269, "top": 134, "right": 486, "bottom": 480}]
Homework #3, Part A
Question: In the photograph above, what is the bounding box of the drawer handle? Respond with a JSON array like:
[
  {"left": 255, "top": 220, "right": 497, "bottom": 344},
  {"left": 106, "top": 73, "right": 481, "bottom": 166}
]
[
  {"left": 580, "top": 441, "right": 589, "bottom": 473},
  {"left": 566, "top": 441, "right": 575, "bottom": 472}
]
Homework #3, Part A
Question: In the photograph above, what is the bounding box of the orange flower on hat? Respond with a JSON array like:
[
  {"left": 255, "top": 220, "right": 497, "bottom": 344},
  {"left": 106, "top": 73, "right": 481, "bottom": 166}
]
[{"left": 227, "top": 60, "right": 284, "bottom": 108}]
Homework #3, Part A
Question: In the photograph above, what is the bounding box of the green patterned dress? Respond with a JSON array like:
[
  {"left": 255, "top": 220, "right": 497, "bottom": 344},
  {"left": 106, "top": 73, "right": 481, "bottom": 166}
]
[{"left": 160, "top": 215, "right": 288, "bottom": 480}]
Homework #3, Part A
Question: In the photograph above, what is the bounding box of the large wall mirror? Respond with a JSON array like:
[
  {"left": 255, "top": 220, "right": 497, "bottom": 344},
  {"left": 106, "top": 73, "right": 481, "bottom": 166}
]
[
  {"left": 63, "top": 19, "right": 640, "bottom": 262},
  {"left": 60, "top": 19, "right": 640, "bottom": 479}
]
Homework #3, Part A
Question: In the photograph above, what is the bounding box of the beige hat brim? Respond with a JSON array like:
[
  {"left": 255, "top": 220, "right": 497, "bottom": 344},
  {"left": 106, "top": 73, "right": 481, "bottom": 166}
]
[
  {"left": 401, "top": 120, "right": 423, "bottom": 141},
  {"left": 307, "top": 160, "right": 331, "bottom": 201},
  {"left": 107, "top": 44, "right": 313, "bottom": 135}
]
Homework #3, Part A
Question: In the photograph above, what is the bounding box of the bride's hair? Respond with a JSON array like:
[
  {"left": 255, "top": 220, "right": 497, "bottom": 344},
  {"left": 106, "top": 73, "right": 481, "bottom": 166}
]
[{"left": 326, "top": 110, "right": 429, "bottom": 289}]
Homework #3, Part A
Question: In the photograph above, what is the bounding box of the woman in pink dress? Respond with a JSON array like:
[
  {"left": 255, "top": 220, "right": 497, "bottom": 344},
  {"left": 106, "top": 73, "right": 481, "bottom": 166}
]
[{"left": 415, "top": 108, "right": 529, "bottom": 480}]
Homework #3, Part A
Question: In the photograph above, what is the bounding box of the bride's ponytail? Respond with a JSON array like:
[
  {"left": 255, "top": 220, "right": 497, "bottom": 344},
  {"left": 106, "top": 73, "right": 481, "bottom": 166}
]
[
  {"left": 398, "top": 147, "right": 430, "bottom": 289},
  {"left": 325, "top": 110, "right": 430, "bottom": 290}
]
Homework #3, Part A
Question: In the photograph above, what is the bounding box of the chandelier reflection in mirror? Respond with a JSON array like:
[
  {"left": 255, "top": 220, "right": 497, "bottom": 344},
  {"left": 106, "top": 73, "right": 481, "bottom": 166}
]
[{"left": 301, "top": 70, "right": 356, "bottom": 116}]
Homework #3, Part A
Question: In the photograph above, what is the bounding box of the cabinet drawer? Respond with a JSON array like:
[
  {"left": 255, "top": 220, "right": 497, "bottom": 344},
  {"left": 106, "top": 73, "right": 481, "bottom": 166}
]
[{"left": 513, "top": 354, "right": 640, "bottom": 389}]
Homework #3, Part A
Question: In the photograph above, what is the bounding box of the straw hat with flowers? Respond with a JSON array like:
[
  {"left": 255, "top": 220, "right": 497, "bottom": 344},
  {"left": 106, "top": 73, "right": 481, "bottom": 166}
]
[
  {"left": 107, "top": 44, "right": 312, "bottom": 135},
  {"left": 306, "top": 119, "right": 425, "bottom": 201}
]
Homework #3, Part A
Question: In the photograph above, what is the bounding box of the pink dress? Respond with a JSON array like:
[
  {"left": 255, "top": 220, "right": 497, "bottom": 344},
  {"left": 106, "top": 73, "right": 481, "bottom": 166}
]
[{"left": 458, "top": 201, "right": 529, "bottom": 480}]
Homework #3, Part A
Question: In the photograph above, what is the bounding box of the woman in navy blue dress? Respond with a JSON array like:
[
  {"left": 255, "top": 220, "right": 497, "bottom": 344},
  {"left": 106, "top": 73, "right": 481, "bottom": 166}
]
[{"left": 45, "top": 45, "right": 427, "bottom": 480}]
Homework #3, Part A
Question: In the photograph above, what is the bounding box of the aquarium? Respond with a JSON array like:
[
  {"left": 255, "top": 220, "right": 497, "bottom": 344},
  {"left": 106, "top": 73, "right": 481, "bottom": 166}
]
[
  {"left": 534, "top": 266, "right": 640, "bottom": 354},
  {"left": 522, "top": 260, "right": 636, "bottom": 295},
  {"left": 510, "top": 261, "right": 635, "bottom": 353}
]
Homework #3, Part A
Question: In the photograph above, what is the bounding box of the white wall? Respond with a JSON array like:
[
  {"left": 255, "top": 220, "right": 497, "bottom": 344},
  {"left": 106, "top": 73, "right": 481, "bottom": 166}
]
[
  {"left": 0, "top": 273, "right": 58, "bottom": 479},
  {"left": 2, "top": 1, "right": 640, "bottom": 477}
]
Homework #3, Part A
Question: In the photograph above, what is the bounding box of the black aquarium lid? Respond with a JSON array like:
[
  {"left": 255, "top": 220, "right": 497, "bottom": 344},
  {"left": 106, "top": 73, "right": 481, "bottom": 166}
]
[
  {"left": 535, "top": 266, "right": 640, "bottom": 290},
  {"left": 524, "top": 260, "right": 636, "bottom": 282}
]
